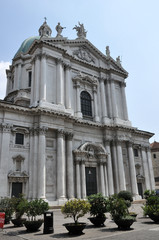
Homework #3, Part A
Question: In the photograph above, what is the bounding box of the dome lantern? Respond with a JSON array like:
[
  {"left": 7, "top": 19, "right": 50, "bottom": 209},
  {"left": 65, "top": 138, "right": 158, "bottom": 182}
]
[{"left": 39, "top": 18, "right": 52, "bottom": 38}]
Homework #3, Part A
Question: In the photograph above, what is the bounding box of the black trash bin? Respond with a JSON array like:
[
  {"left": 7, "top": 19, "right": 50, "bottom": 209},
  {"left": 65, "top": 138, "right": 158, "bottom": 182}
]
[{"left": 43, "top": 211, "right": 54, "bottom": 234}]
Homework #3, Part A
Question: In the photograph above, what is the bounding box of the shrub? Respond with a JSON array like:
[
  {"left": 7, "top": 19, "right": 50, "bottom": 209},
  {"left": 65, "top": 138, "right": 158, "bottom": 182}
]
[
  {"left": 11, "top": 194, "right": 27, "bottom": 219},
  {"left": 0, "top": 197, "right": 14, "bottom": 223},
  {"left": 143, "top": 190, "right": 156, "bottom": 200},
  {"left": 23, "top": 199, "right": 49, "bottom": 221},
  {"left": 61, "top": 199, "right": 90, "bottom": 224},
  {"left": 87, "top": 193, "right": 108, "bottom": 218},
  {"left": 107, "top": 195, "right": 129, "bottom": 220},
  {"left": 142, "top": 195, "right": 159, "bottom": 217},
  {"left": 117, "top": 191, "right": 133, "bottom": 208}
]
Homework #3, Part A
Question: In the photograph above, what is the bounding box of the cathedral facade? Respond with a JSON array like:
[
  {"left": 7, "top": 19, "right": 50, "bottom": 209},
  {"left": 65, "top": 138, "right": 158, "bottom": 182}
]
[{"left": 0, "top": 20, "right": 155, "bottom": 205}]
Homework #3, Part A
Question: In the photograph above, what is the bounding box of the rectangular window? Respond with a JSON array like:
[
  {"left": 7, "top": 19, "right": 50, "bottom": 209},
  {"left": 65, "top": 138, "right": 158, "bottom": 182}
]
[
  {"left": 28, "top": 71, "right": 32, "bottom": 87},
  {"left": 15, "top": 133, "right": 24, "bottom": 145},
  {"left": 134, "top": 148, "right": 138, "bottom": 157},
  {"left": 153, "top": 154, "right": 156, "bottom": 159}
]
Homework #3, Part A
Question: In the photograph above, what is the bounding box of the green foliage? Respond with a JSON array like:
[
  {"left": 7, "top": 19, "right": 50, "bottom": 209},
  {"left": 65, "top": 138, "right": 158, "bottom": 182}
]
[
  {"left": 87, "top": 193, "right": 108, "bottom": 218},
  {"left": 23, "top": 199, "right": 49, "bottom": 221},
  {"left": 0, "top": 197, "right": 14, "bottom": 222},
  {"left": 61, "top": 199, "right": 90, "bottom": 223},
  {"left": 107, "top": 195, "right": 129, "bottom": 220},
  {"left": 143, "top": 190, "right": 156, "bottom": 200},
  {"left": 11, "top": 194, "right": 28, "bottom": 219},
  {"left": 142, "top": 194, "right": 159, "bottom": 217},
  {"left": 117, "top": 191, "right": 133, "bottom": 208}
]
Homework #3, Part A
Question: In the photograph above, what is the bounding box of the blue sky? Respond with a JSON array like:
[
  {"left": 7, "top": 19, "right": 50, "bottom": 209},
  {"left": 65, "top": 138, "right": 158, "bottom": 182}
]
[{"left": 0, "top": 0, "right": 159, "bottom": 142}]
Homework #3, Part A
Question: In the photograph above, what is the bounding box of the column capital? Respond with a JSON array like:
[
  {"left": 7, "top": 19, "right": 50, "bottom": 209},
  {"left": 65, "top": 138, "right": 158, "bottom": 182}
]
[
  {"left": 127, "top": 141, "right": 134, "bottom": 147},
  {"left": 121, "top": 81, "right": 126, "bottom": 87},
  {"left": 56, "top": 58, "right": 64, "bottom": 65},
  {"left": 66, "top": 132, "right": 74, "bottom": 140},
  {"left": 57, "top": 129, "right": 65, "bottom": 138},
  {"left": 1, "top": 123, "right": 13, "bottom": 133},
  {"left": 64, "top": 63, "right": 71, "bottom": 70},
  {"left": 39, "top": 126, "right": 48, "bottom": 135}
]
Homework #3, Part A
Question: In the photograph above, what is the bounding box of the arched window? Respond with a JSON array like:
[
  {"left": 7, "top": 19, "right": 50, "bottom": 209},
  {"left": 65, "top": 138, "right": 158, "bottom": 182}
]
[{"left": 81, "top": 91, "right": 92, "bottom": 117}]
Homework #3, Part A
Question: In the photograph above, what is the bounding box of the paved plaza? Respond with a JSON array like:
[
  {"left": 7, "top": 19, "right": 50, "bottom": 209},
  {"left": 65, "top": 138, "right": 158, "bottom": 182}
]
[{"left": 1, "top": 204, "right": 159, "bottom": 240}]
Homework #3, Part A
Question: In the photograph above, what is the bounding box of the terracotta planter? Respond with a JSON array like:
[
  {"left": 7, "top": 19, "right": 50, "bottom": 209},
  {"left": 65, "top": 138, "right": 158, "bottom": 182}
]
[
  {"left": 88, "top": 217, "right": 106, "bottom": 227},
  {"left": 63, "top": 222, "right": 86, "bottom": 235},
  {"left": 24, "top": 219, "right": 43, "bottom": 232}
]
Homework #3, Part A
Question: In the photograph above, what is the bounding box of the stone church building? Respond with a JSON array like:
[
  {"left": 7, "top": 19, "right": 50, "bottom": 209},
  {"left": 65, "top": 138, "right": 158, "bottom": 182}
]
[{"left": 0, "top": 20, "right": 155, "bottom": 205}]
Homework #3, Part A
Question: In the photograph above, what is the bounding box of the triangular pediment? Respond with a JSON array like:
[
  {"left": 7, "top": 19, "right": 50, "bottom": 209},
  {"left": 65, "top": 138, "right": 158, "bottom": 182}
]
[{"left": 28, "top": 37, "right": 128, "bottom": 76}]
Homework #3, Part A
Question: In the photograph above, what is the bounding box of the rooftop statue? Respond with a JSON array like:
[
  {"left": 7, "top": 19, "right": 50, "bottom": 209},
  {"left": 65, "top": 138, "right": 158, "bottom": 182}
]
[
  {"left": 73, "top": 22, "right": 87, "bottom": 39},
  {"left": 55, "top": 22, "right": 66, "bottom": 38},
  {"left": 106, "top": 46, "right": 110, "bottom": 58}
]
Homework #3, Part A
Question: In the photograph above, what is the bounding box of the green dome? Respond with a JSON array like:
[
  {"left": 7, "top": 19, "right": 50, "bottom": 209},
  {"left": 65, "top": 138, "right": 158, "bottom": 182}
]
[{"left": 14, "top": 36, "right": 40, "bottom": 57}]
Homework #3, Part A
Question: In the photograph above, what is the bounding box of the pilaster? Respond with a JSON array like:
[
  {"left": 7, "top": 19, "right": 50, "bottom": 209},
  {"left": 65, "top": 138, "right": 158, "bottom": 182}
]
[
  {"left": 57, "top": 129, "right": 66, "bottom": 200},
  {"left": 127, "top": 142, "right": 139, "bottom": 197},
  {"left": 141, "top": 146, "right": 151, "bottom": 190},
  {"left": 66, "top": 132, "right": 74, "bottom": 199},
  {"left": 56, "top": 58, "right": 64, "bottom": 105},
  {"left": 37, "top": 126, "right": 48, "bottom": 199}
]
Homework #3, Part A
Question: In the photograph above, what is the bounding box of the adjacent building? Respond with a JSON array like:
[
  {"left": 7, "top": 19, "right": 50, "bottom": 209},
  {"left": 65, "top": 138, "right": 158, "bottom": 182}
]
[
  {"left": 0, "top": 20, "right": 155, "bottom": 205},
  {"left": 151, "top": 141, "right": 159, "bottom": 189}
]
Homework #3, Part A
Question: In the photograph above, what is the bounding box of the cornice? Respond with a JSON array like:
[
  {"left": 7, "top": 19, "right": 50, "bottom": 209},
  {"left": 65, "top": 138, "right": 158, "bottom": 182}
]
[{"left": 0, "top": 101, "right": 154, "bottom": 138}]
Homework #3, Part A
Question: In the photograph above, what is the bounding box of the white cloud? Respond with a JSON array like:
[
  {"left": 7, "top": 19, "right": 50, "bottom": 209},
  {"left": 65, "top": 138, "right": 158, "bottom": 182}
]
[{"left": 0, "top": 61, "right": 10, "bottom": 100}]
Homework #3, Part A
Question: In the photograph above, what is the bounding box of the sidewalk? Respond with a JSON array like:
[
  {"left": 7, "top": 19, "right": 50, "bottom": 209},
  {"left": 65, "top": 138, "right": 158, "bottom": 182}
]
[{"left": 1, "top": 203, "right": 159, "bottom": 240}]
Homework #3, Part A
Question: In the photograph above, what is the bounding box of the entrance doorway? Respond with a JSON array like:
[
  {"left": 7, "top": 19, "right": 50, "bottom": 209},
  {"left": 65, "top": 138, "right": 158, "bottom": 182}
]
[
  {"left": 137, "top": 183, "right": 143, "bottom": 198},
  {"left": 85, "top": 167, "right": 97, "bottom": 196},
  {"left": 12, "top": 182, "right": 22, "bottom": 197}
]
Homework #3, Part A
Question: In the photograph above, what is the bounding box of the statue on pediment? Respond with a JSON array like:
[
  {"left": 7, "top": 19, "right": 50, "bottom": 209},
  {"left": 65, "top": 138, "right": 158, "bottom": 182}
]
[
  {"left": 55, "top": 22, "right": 66, "bottom": 37},
  {"left": 73, "top": 22, "right": 87, "bottom": 39}
]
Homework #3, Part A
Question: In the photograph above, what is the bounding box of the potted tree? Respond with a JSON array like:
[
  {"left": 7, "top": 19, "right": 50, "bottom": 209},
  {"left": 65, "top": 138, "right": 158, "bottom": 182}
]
[
  {"left": 0, "top": 197, "right": 14, "bottom": 224},
  {"left": 87, "top": 193, "right": 108, "bottom": 227},
  {"left": 107, "top": 194, "right": 135, "bottom": 230},
  {"left": 117, "top": 190, "right": 137, "bottom": 219},
  {"left": 142, "top": 190, "right": 159, "bottom": 223},
  {"left": 11, "top": 194, "right": 27, "bottom": 227},
  {"left": 23, "top": 199, "right": 49, "bottom": 232},
  {"left": 61, "top": 199, "right": 90, "bottom": 235}
]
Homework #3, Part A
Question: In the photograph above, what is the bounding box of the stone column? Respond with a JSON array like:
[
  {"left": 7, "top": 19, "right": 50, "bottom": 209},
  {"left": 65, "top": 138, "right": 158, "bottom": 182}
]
[
  {"left": 111, "top": 141, "right": 119, "bottom": 193},
  {"left": 106, "top": 79, "right": 113, "bottom": 118},
  {"left": 121, "top": 82, "right": 128, "bottom": 120},
  {"left": 81, "top": 159, "right": 86, "bottom": 199},
  {"left": 141, "top": 146, "right": 151, "bottom": 190},
  {"left": 104, "top": 162, "right": 108, "bottom": 196},
  {"left": 105, "top": 140, "right": 114, "bottom": 195},
  {"left": 34, "top": 55, "right": 40, "bottom": 104},
  {"left": 98, "top": 156, "right": 105, "bottom": 195},
  {"left": 32, "top": 128, "right": 38, "bottom": 199},
  {"left": 75, "top": 81, "right": 82, "bottom": 118},
  {"left": 40, "top": 54, "right": 47, "bottom": 101},
  {"left": 93, "top": 85, "right": 99, "bottom": 122},
  {"left": 28, "top": 128, "right": 34, "bottom": 199},
  {"left": 57, "top": 129, "right": 66, "bottom": 200},
  {"left": 110, "top": 79, "right": 118, "bottom": 118},
  {"left": 116, "top": 141, "right": 126, "bottom": 191},
  {"left": 66, "top": 132, "right": 74, "bottom": 199},
  {"left": 14, "top": 64, "right": 18, "bottom": 90},
  {"left": 37, "top": 127, "right": 47, "bottom": 199},
  {"left": 75, "top": 159, "right": 81, "bottom": 198},
  {"left": 17, "top": 63, "right": 22, "bottom": 89},
  {"left": 127, "top": 142, "right": 139, "bottom": 196},
  {"left": 100, "top": 78, "right": 108, "bottom": 123},
  {"left": 146, "top": 147, "right": 155, "bottom": 190},
  {"left": 65, "top": 64, "right": 72, "bottom": 109},
  {"left": 56, "top": 59, "right": 64, "bottom": 105},
  {"left": 0, "top": 124, "right": 12, "bottom": 196},
  {"left": 30, "top": 60, "right": 35, "bottom": 105}
]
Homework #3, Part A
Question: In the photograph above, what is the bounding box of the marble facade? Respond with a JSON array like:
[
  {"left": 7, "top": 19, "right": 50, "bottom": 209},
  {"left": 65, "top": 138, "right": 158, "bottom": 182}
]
[{"left": 0, "top": 21, "right": 155, "bottom": 204}]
